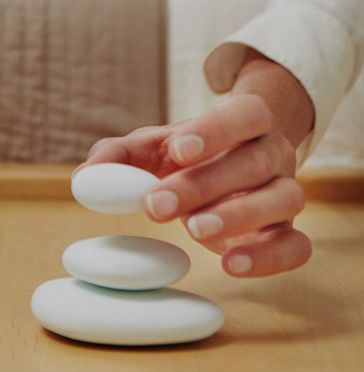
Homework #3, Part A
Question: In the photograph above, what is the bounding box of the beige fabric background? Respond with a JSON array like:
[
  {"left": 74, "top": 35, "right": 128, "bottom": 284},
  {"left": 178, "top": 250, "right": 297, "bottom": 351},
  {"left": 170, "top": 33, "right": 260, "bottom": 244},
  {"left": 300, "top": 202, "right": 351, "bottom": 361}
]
[
  {"left": 0, "top": 0, "right": 165, "bottom": 162},
  {"left": 168, "top": 0, "right": 364, "bottom": 170},
  {"left": 0, "top": 0, "right": 363, "bottom": 168}
]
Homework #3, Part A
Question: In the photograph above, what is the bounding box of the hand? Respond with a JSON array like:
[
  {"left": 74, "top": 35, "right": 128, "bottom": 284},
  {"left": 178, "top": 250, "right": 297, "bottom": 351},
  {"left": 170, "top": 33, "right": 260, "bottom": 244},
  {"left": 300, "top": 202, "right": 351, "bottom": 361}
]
[{"left": 77, "top": 49, "right": 314, "bottom": 278}]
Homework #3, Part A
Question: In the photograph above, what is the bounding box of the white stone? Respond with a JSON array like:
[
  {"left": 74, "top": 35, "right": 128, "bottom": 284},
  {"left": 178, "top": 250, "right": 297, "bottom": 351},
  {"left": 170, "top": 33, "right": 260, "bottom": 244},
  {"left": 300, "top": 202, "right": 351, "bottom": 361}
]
[
  {"left": 31, "top": 278, "right": 224, "bottom": 345},
  {"left": 62, "top": 236, "right": 190, "bottom": 290},
  {"left": 72, "top": 163, "right": 159, "bottom": 215}
]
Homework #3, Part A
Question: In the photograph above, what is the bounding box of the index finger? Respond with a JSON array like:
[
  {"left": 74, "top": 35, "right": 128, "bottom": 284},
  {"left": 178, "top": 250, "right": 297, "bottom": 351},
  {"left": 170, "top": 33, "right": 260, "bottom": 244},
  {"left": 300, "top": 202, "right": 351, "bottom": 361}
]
[{"left": 168, "top": 94, "right": 272, "bottom": 166}]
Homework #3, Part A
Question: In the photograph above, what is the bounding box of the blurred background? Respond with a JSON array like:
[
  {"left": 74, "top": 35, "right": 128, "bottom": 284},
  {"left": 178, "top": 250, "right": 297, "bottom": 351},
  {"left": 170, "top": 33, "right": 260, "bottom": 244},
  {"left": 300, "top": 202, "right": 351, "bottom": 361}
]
[{"left": 0, "top": 0, "right": 363, "bottom": 171}]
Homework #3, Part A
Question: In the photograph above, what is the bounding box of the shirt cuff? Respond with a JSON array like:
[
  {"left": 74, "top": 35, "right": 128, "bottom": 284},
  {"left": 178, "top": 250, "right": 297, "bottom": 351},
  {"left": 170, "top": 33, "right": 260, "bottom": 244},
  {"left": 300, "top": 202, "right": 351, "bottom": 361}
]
[{"left": 203, "top": 1, "right": 356, "bottom": 168}]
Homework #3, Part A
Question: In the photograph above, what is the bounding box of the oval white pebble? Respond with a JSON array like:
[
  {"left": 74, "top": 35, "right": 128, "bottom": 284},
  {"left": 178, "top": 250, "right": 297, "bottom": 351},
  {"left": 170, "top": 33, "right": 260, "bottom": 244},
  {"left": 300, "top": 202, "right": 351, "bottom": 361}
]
[
  {"left": 63, "top": 236, "right": 190, "bottom": 290},
  {"left": 31, "top": 278, "right": 224, "bottom": 345},
  {"left": 72, "top": 163, "right": 159, "bottom": 215}
]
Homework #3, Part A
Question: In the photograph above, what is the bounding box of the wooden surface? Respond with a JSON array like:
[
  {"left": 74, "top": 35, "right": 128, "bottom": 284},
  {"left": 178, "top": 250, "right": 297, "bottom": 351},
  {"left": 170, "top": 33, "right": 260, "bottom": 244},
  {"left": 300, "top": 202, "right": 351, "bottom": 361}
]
[
  {"left": 1, "top": 164, "right": 364, "bottom": 202},
  {"left": 297, "top": 167, "right": 364, "bottom": 202},
  {"left": 0, "top": 167, "right": 364, "bottom": 371},
  {"left": 0, "top": 163, "right": 74, "bottom": 198}
]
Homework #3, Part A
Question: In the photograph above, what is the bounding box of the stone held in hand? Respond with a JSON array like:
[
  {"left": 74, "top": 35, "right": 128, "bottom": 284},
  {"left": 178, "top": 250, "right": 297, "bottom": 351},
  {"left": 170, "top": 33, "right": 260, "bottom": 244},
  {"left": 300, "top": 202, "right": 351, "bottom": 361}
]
[{"left": 72, "top": 163, "right": 159, "bottom": 215}]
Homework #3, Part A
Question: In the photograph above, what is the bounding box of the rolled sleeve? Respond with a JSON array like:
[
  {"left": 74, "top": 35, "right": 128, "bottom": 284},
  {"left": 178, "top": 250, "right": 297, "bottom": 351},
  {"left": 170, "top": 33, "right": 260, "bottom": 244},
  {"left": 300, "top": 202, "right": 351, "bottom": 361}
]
[{"left": 204, "top": 1, "right": 359, "bottom": 167}]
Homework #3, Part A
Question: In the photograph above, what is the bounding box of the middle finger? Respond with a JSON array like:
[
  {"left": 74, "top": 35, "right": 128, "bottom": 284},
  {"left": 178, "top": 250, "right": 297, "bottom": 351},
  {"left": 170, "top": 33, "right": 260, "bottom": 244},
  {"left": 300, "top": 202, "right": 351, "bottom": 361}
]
[{"left": 144, "top": 134, "right": 286, "bottom": 221}]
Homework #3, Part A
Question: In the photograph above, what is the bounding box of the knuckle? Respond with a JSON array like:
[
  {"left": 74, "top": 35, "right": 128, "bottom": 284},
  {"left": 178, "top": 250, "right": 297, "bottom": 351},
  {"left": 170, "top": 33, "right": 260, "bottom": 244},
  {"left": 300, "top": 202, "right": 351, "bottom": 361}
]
[
  {"left": 250, "top": 144, "right": 275, "bottom": 181},
  {"left": 129, "top": 127, "right": 150, "bottom": 135},
  {"left": 180, "top": 168, "right": 215, "bottom": 208},
  {"left": 245, "top": 94, "right": 273, "bottom": 132},
  {"left": 129, "top": 126, "right": 161, "bottom": 136},
  {"left": 239, "top": 203, "right": 257, "bottom": 228},
  {"left": 204, "top": 241, "right": 226, "bottom": 255},
  {"left": 286, "top": 146, "right": 297, "bottom": 171},
  {"left": 281, "top": 137, "right": 297, "bottom": 175},
  {"left": 88, "top": 137, "right": 114, "bottom": 157},
  {"left": 185, "top": 171, "right": 209, "bottom": 202},
  {"left": 281, "top": 178, "right": 305, "bottom": 214},
  {"left": 204, "top": 107, "right": 224, "bottom": 131}
]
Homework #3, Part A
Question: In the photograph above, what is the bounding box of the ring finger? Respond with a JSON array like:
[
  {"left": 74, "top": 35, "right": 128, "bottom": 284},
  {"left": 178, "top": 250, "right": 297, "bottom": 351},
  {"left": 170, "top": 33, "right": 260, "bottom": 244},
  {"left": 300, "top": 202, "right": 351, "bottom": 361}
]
[{"left": 185, "top": 177, "right": 304, "bottom": 243}]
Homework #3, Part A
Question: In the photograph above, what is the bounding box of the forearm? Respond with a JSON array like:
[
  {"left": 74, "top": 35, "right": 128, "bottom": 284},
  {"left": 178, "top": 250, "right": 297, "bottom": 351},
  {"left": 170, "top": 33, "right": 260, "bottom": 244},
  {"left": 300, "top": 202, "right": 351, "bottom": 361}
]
[{"left": 231, "top": 48, "right": 314, "bottom": 149}]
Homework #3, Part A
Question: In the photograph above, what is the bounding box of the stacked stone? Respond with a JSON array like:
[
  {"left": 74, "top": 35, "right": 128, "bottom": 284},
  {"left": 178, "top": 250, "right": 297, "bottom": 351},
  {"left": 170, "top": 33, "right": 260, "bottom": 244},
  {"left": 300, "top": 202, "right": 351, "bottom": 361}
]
[{"left": 31, "top": 164, "right": 224, "bottom": 345}]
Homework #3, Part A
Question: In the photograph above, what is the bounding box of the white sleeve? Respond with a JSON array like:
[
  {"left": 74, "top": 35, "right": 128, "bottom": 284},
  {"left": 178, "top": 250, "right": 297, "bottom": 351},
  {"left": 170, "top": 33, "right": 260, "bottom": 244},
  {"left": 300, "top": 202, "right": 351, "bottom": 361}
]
[{"left": 203, "top": 0, "right": 364, "bottom": 167}]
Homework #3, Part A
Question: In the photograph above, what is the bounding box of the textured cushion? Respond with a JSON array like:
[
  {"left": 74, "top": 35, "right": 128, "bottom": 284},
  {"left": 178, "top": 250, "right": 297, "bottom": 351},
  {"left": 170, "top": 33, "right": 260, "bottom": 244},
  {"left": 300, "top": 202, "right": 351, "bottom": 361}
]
[{"left": 0, "top": 0, "right": 166, "bottom": 162}]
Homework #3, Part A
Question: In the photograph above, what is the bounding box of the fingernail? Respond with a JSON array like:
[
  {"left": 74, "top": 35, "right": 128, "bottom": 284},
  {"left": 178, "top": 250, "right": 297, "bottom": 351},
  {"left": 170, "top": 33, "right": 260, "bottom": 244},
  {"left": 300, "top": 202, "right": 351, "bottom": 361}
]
[
  {"left": 187, "top": 213, "right": 224, "bottom": 239},
  {"left": 228, "top": 254, "right": 253, "bottom": 275},
  {"left": 146, "top": 190, "right": 179, "bottom": 219},
  {"left": 171, "top": 135, "right": 204, "bottom": 162}
]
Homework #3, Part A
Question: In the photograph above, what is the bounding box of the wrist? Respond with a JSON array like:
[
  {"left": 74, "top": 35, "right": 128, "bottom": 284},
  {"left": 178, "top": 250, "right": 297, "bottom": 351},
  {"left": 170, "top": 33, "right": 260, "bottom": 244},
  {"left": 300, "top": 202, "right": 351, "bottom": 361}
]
[{"left": 231, "top": 48, "right": 314, "bottom": 149}]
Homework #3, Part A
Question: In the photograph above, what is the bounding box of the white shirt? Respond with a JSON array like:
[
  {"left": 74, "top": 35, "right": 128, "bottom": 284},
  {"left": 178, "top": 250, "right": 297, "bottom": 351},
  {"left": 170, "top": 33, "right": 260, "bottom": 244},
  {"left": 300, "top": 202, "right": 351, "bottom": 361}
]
[{"left": 169, "top": 0, "right": 364, "bottom": 168}]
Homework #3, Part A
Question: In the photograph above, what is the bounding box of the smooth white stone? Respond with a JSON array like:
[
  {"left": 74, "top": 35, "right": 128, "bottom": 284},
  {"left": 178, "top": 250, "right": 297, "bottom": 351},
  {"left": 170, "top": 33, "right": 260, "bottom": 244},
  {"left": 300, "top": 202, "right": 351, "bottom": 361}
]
[
  {"left": 72, "top": 163, "right": 159, "bottom": 215},
  {"left": 63, "top": 236, "right": 190, "bottom": 290},
  {"left": 31, "top": 278, "right": 224, "bottom": 345}
]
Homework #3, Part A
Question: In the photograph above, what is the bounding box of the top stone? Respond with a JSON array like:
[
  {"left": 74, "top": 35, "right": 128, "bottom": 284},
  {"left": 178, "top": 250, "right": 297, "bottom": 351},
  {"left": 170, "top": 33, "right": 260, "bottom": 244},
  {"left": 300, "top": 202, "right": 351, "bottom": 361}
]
[{"left": 72, "top": 163, "right": 159, "bottom": 215}]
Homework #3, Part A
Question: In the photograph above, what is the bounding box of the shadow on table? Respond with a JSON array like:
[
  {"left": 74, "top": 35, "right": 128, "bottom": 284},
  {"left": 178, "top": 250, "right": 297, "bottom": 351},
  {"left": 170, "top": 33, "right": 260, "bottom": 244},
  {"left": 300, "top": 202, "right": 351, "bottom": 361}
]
[
  {"left": 43, "top": 267, "right": 363, "bottom": 354},
  {"left": 43, "top": 328, "right": 234, "bottom": 352}
]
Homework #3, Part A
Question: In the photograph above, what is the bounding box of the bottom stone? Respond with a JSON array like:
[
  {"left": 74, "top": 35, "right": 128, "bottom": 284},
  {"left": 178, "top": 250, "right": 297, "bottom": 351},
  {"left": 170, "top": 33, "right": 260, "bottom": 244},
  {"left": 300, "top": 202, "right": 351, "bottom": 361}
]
[{"left": 31, "top": 278, "right": 225, "bottom": 345}]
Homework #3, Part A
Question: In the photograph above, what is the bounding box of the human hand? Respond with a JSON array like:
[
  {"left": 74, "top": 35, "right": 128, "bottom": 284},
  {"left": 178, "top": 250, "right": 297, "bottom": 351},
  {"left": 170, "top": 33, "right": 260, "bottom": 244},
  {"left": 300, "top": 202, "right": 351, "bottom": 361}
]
[{"left": 77, "top": 49, "right": 314, "bottom": 278}]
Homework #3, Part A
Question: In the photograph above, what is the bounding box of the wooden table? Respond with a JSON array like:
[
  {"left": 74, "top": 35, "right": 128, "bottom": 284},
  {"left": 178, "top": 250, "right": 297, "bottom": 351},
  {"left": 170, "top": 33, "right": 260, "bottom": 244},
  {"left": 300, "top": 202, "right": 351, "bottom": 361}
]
[{"left": 1, "top": 165, "right": 363, "bottom": 372}]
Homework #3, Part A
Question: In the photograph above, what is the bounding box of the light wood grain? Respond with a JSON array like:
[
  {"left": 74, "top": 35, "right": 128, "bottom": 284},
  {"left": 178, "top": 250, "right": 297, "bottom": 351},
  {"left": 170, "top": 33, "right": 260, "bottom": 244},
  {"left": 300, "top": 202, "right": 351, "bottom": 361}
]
[
  {"left": 1, "top": 164, "right": 364, "bottom": 201},
  {"left": 0, "top": 163, "right": 74, "bottom": 198},
  {"left": 297, "top": 167, "right": 364, "bottom": 202},
  {"left": 0, "top": 194, "right": 363, "bottom": 371}
]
